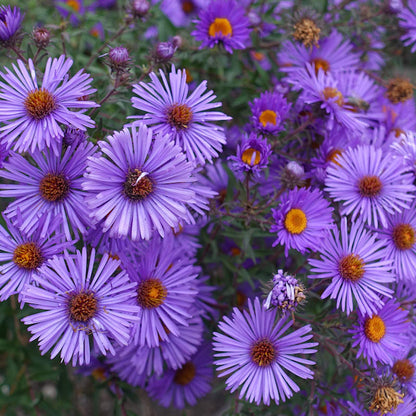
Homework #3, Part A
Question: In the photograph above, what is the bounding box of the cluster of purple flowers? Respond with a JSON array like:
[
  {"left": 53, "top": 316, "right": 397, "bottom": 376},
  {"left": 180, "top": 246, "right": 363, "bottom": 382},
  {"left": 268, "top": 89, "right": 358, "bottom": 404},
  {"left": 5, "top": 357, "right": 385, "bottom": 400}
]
[{"left": 1, "top": 0, "right": 416, "bottom": 414}]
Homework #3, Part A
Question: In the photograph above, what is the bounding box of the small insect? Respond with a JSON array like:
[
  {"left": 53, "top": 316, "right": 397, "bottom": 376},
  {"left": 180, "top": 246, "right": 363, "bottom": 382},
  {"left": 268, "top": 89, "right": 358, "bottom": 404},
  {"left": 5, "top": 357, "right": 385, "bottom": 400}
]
[{"left": 346, "top": 95, "right": 370, "bottom": 112}]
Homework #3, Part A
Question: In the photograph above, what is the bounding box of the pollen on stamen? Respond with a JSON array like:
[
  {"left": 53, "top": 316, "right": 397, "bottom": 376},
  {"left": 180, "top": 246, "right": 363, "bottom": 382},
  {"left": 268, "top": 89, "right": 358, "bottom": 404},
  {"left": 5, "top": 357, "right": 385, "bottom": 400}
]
[
  {"left": 208, "top": 17, "right": 233, "bottom": 37},
  {"left": 259, "top": 110, "right": 277, "bottom": 127},
  {"left": 39, "top": 173, "right": 70, "bottom": 202},
  {"left": 358, "top": 175, "right": 383, "bottom": 197},
  {"left": 392, "top": 223, "right": 415, "bottom": 250},
  {"left": 137, "top": 278, "right": 167, "bottom": 309},
  {"left": 284, "top": 208, "right": 307, "bottom": 234},
  {"left": 166, "top": 103, "right": 193, "bottom": 130},
  {"left": 68, "top": 292, "right": 98, "bottom": 323},
  {"left": 13, "top": 242, "right": 43, "bottom": 270},
  {"left": 364, "top": 315, "right": 386, "bottom": 343},
  {"left": 24, "top": 89, "right": 57, "bottom": 120},
  {"left": 338, "top": 253, "right": 365, "bottom": 282},
  {"left": 311, "top": 58, "right": 330, "bottom": 74},
  {"left": 241, "top": 148, "right": 261, "bottom": 166},
  {"left": 250, "top": 338, "right": 276, "bottom": 367},
  {"left": 323, "top": 87, "right": 344, "bottom": 106},
  {"left": 123, "top": 169, "right": 153, "bottom": 201}
]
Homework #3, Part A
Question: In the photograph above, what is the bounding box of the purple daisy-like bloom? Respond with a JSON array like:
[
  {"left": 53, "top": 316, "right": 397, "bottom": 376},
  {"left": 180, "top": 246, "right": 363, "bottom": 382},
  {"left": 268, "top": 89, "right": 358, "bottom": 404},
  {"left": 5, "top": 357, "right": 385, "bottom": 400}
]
[
  {"left": 0, "top": 5, "right": 23, "bottom": 46},
  {"left": 107, "top": 348, "right": 147, "bottom": 387},
  {"left": 398, "top": 0, "right": 416, "bottom": 53},
  {"left": 213, "top": 297, "right": 317, "bottom": 406},
  {"left": 0, "top": 55, "right": 98, "bottom": 155},
  {"left": 156, "top": 0, "right": 207, "bottom": 27},
  {"left": 309, "top": 217, "right": 394, "bottom": 316},
  {"left": 191, "top": 0, "right": 251, "bottom": 54},
  {"left": 294, "top": 65, "right": 369, "bottom": 133},
  {"left": 228, "top": 133, "right": 272, "bottom": 181},
  {"left": 278, "top": 30, "right": 360, "bottom": 76},
  {"left": 0, "top": 214, "right": 74, "bottom": 302},
  {"left": 391, "top": 353, "right": 416, "bottom": 399},
  {"left": 21, "top": 248, "right": 140, "bottom": 366},
  {"left": 270, "top": 187, "right": 334, "bottom": 257},
  {"left": 126, "top": 236, "right": 199, "bottom": 347},
  {"left": 130, "top": 65, "right": 230, "bottom": 165},
  {"left": 146, "top": 342, "right": 213, "bottom": 409},
  {"left": 375, "top": 200, "right": 416, "bottom": 282},
  {"left": 249, "top": 91, "right": 291, "bottom": 135},
  {"left": 391, "top": 131, "right": 416, "bottom": 174},
  {"left": 350, "top": 299, "right": 409, "bottom": 366},
  {"left": 83, "top": 124, "right": 197, "bottom": 241},
  {"left": 325, "top": 145, "right": 415, "bottom": 228},
  {"left": 0, "top": 141, "right": 97, "bottom": 241}
]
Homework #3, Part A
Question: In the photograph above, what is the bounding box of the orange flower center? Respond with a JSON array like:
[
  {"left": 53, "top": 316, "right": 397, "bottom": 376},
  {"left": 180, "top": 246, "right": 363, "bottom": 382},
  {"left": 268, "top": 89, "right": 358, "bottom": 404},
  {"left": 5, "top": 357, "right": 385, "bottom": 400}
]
[
  {"left": 392, "top": 223, "right": 415, "bottom": 250},
  {"left": 167, "top": 103, "right": 193, "bottom": 130},
  {"left": 323, "top": 87, "right": 344, "bottom": 106},
  {"left": 123, "top": 169, "right": 153, "bottom": 201},
  {"left": 69, "top": 292, "right": 98, "bottom": 322},
  {"left": 13, "top": 242, "right": 43, "bottom": 270},
  {"left": 251, "top": 338, "right": 276, "bottom": 367},
  {"left": 137, "top": 278, "right": 167, "bottom": 309},
  {"left": 364, "top": 315, "right": 386, "bottom": 342},
  {"left": 208, "top": 18, "right": 233, "bottom": 37},
  {"left": 284, "top": 208, "right": 307, "bottom": 234},
  {"left": 174, "top": 362, "right": 196, "bottom": 385},
  {"left": 39, "top": 173, "right": 70, "bottom": 202},
  {"left": 338, "top": 254, "right": 365, "bottom": 282},
  {"left": 393, "top": 359, "right": 415, "bottom": 382},
  {"left": 24, "top": 89, "right": 57, "bottom": 120},
  {"left": 311, "top": 58, "right": 330, "bottom": 74},
  {"left": 241, "top": 148, "right": 261, "bottom": 166},
  {"left": 259, "top": 110, "right": 277, "bottom": 127},
  {"left": 358, "top": 175, "right": 383, "bottom": 197}
]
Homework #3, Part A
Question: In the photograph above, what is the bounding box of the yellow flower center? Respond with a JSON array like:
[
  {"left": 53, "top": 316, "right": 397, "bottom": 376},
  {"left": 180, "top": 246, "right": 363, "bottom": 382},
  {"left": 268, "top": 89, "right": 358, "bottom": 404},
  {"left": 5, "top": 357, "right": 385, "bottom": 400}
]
[
  {"left": 208, "top": 18, "right": 233, "bottom": 37},
  {"left": 323, "top": 87, "right": 344, "bottom": 106},
  {"left": 66, "top": 0, "right": 81, "bottom": 12},
  {"left": 325, "top": 148, "right": 343, "bottom": 166},
  {"left": 284, "top": 208, "right": 307, "bottom": 234},
  {"left": 13, "top": 242, "right": 43, "bottom": 270},
  {"left": 241, "top": 148, "right": 261, "bottom": 166},
  {"left": 364, "top": 315, "right": 386, "bottom": 343},
  {"left": 137, "top": 278, "right": 167, "bottom": 309},
  {"left": 259, "top": 110, "right": 277, "bottom": 127}
]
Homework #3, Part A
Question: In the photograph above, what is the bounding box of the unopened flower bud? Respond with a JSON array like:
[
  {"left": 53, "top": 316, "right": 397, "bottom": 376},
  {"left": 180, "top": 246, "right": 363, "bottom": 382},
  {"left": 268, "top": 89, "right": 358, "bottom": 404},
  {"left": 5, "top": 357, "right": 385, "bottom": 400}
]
[
  {"left": 132, "top": 0, "right": 150, "bottom": 18},
  {"left": 172, "top": 35, "right": 183, "bottom": 49},
  {"left": 108, "top": 46, "right": 130, "bottom": 72},
  {"left": 32, "top": 27, "right": 50, "bottom": 48},
  {"left": 154, "top": 40, "right": 177, "bottom": 63},
  {"left": 280, "top": 161, "right": 305, "bottom": 190}
]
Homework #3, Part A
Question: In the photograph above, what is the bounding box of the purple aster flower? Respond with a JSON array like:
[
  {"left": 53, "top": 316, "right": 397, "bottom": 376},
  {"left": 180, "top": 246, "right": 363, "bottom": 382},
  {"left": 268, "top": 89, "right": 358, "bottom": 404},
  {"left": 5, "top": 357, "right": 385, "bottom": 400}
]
[
  {"left": 146, "top": 343, "right": 213, "bottom": 409},
  {"left": 263, "top": 270, "right": 306, "bottom": 314},
  {"left": 375, "top": 200, "right": 416, "bottom": 282},
  {"left": 294, "top": 65, "right": 369, "bottom": 133},
  {"left": 278, "top": 30, "right": 360, "bottom": 76},
  {"left": 83, "top": 124, "right": 198, "bottom": 241},
  {"left": 0, "top": 5, "right": 23, "bottom": 46},
  {"left": 21, "top": 248, "right": 140, "bottom": 366},
  {"left": 0, "top": 214, "right": 74, "bottom": 302},
  {"left": 309, "top": 217, "right": 394, "bottom": 316},
  {"left": 325, "top": 145, "right": 415, "bottom": 228},
  {"left": 270, "top": 187, "right": 334, "bottom": 257},
  {"left": 0, "top": 141, "right": 97, "bottom": 241},
  {"left": 0, "top": 56, "right": 98, "bottom": 155},
  {"left": 130, "top": 65, "right": 230, "bottom": 165},
  {"left": 155, "top": 0, "right": 207, "bottom": 27},
  {"left": 392, "top": 354, "right": 416, "bottom": 399},
  {"left": 228, "top": 133, "right": 272, "bottom": 181},
  {"left": 126, "top": 236, "right": 199, "bottom": 347},
  {"left": 249, "top": 91, "right": 291, "bottom": 135},
  {"left": 350, "top": 299, "right": 409, "bottom": 366},
  {"left": 191, "top": 0, "right": 251, "bottom": 54},
  {"left": 213, "top": 297, "right": 317, "bottom": 406},
  {"left": 398, "top": 0, "right": 416, "bottom": 53},
  {"left": 197, "top": 160, "right": 229, "bottom": 207}
]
